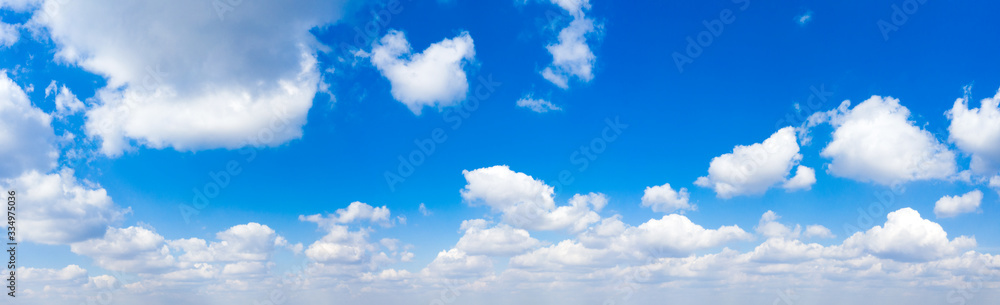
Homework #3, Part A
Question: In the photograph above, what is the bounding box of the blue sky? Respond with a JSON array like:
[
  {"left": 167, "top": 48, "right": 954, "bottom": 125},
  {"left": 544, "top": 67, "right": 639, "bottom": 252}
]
[{"left": 3, "top": 0, "right": 1000, "bottom": 304}]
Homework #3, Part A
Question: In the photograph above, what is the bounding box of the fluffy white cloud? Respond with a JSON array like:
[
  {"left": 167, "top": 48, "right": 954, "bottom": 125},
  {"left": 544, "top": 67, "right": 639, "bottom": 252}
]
[
  {"left": 948, "top": 88, "right": 1000, "bottom": 174},
  {"left": 804, "top": 224, "right": 835, "bottom": 239},
  {"left": 613, "top": 214, "right": 752, "bottom": 258},
  {"left": 461, "top": 165, "right": 602, "bottom": 232},
  {"left": 422, "top": 248, "right": 493, "bottom": 278},
  {"left": 52, "top": 84, "right": 85, "bottom": 117},
  {"left": 934, "top": 190, "right": 983, "bottom": 218},
  {"left": 0, "top": 72, "right": 58, "bottom": 179},
  {"left": 299, "top": 201, "right": 392, "bottom": 228},
  {"left": 640, "top": 182, "right": 694, "bottom": 213},
  {"left": 541, "top": 0, "right": 597, "bottom": 89},
  {"left": 695, "top": 127, "right": 812, "bottom": 198},
  {"left": 843, "top": 207, "right": 976, "bottom": 262},
  {"left": 368, "top": 30, "right": 475, "bottom": 114},
  {"left": 0, "top": 21, "right": 17, "bottom": 47},
  {"left": 303, "top": 224, "right": 376, "bottom": 265},
  {"left": 169, "top": 223, "right": 283, "bottom": 263},
  {"left": 510, "top": 240, "right": 613, "bottom": 269},
  {"left": 755, "top": 211, "right": 801, "bottom": 239},
  {"left": 810, "top": 96, "right": 957, "bottom": 184},
  {"left": 28, "top": 0, "right": 349, "bottom": 156},
  {"left": 516, "top": 95, "right": 562, "bottom": 113},
  {"left": 70, "top": 226, "right": 176, "bottom": 273},
  {"left": 2, "top": 169, "right": 129, "bottom": 244},
  {"left": 455, "top": 220, "right": 542, "bottom": 256},
  {"left": 782, "top": 165, "right": 816, "bottom": 191}
]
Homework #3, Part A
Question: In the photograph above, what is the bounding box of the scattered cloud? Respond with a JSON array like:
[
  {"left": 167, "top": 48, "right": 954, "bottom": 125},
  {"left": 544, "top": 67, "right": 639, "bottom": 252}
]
[
  {"left": 0, "top": 72, "right": 58, "bottom": 179},
  {"left": 2, "top": 169, "right": 129, "bottom": 244},
  {"left": 368, "top": 30, "right": 476, "bottom": 114},
  {"left": 695, "top": 127, "right": 813, "bottom": 198},
  {"left": 31, "top": 0, "right": 350, "bottom": 156},
  {"left": 516, "top": 95, "right": 562, "bottom": 113},
  {"left": 948, "top": 88, "right": 1000, "bottom": 175},
  {"left": 934, "top": 190, "right": 983, "bottom": 218},
  {"left": 807, "top": 96, "right": 957, "bottom": 185},
  {"left": 641, "top": 182, "right": 694, "bottom": 213},
  {"left": 540, "top": 0, "right": 599, "bottom": 89},
  {"left": 796, "top": 10, "right": 813, "bottom": 26}
]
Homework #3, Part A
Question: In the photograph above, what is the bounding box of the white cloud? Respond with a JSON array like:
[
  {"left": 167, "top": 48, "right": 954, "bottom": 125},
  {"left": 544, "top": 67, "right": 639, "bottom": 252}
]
[
  {"left": 796, "top": 10, "right": 813, "bottom": 26},
  {"left": 368, "top": 30, "right": 475, "bottom": 114},
  {"left": 419, "top": 202, "right": 431, "bottom": 216},
  {"left": 782, "top": 165, "right": 816, "bottom": 191},
  {"left": 455, "top": 220, "right": 542, "bottom": 256},
  {"left": 613, "top": 214, "right": 752, "bottom": 258},
  {"left": 0, "top": 21, "right": 17, "bottom": 47},
  {"left": 695, "top": 127, "right": 811, "bottom": 198},
  {"left": 53, "top": 84, "right": 85, "bottom": 117},
  {"left": 29, "top": 0, "right": 349, "bottom": 156},
  {"left": 2, "top": 169, "right": 129, "bottom": 244},
  {"left": 948, "top": 88, "right": 1000, "bottom": 174},
  {"left": 303, "top": 224, "right": 376, "bottom": 265},
  {"left": 460, "top": 165, "right": 602, "bottom": 232},
  {"left": 70, "top": 226, "right": 176, "bottom": 273},
  {"left": 169, "top": 223, "right": 283, "bottom": 263},
  {"left": 510, "top": 240, "right": 613, "bottom": 269},
  {"left": 843, "top": 207, "right": 976, "bottom": 262},
  {"left": 516, "top": 95, "right": 562, "bottom": 113},
  {"left": 541, "top": 16, "right": 596, "bottom": 89},
  {"left": 422, "top": 248, "right": 493, "bottom": 278},
  {"left": 810, "top": 96, "right": 957, "bottom": 184},
  {"left": 299, "top": 201, "right": 392, "bottom": 227},
  {"left": 804, "top": 224, "right": 835, "bottom": 239},
  {"left": 934, "top": 190, "right": 983, "bottom": 218},
  {"left": 0, "top": 72, "right": 58, "bottom": 179},
  {"left": 755, "top": 211, "right": 801, "bottom": 239},
  {"left": 641, "top": 182, "right": 694, "bottom": 213}
]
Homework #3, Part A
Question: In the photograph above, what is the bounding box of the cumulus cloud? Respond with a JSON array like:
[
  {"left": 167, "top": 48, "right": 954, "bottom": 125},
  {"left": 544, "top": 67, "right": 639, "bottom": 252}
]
[
  {"left": 948, "top": 88, "right": 1000, "bottom": 174},
  {"left": 755, "top": 211, "right": 801, "bottom": 239},
  {"left": 303, "top": 224, "right": 377, "bottom": 265},
  {"left": 540, "top": 0, "right": 598, "bottom": 89},
  {"left": 28, "top": 0, "right": 350, "bottom": 156},
  {"left": 782, "top": 165, "right": 816, "bottom": 191},
  {"left": 2, "top": 169, "right": 129, "bottom": 244},
  {"left": 695, "top": 127, "right": 813, "bottom": 198},
  {"left": 70, "top": 226, "right": 176, "bottom": 273},
  {"left": 613, "top": 214, "right": 752, "bottom": 258},
  {"left": 169, "top": 223, "right": 284, "bottom": 263},
  {"left": 934, "top": 190, "right": 983, "bottom": 218},
  {"left": 0, "top": 20, "right": 17, "bottom": 47},
  {"left": 455, "top": 220, "right": 542, "bottom": 256},
  {"left": 808, "top": 96, "right": 957, "bottom": 184},
  {"left": 0, "top": 72, "right": 58, "bottom": 179},
  {"left": 368, "top": 30, "right": 475, "bottom": 114},
  {"left": 52, "top": 84, "right": 85, "bottom": 117},
  {"left": 640, "top": 182, "right": 694, "bottom": 213},
  {"left": 843, "top": 207, "right": 976, "bottom": 262},
  {"left": 422, "top": 248, "right": 493, "bottom": 278},
  {"left": 299, "top": 201, "right": 392, "bottom": 227},
  {"left": 516, "top": 95, "right": 562, "bottom": 113},
  {"left": 461, "top": 165, "right": 602, "bottom": 232},
  {"left": 804, "top": 224, "right": 835, "bottom": 239}
]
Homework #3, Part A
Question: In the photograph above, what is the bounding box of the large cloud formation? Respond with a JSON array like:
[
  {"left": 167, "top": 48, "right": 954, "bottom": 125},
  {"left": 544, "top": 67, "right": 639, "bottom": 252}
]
[{"left": 22, "top": 0, "right": 349, "bottom": 156}]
